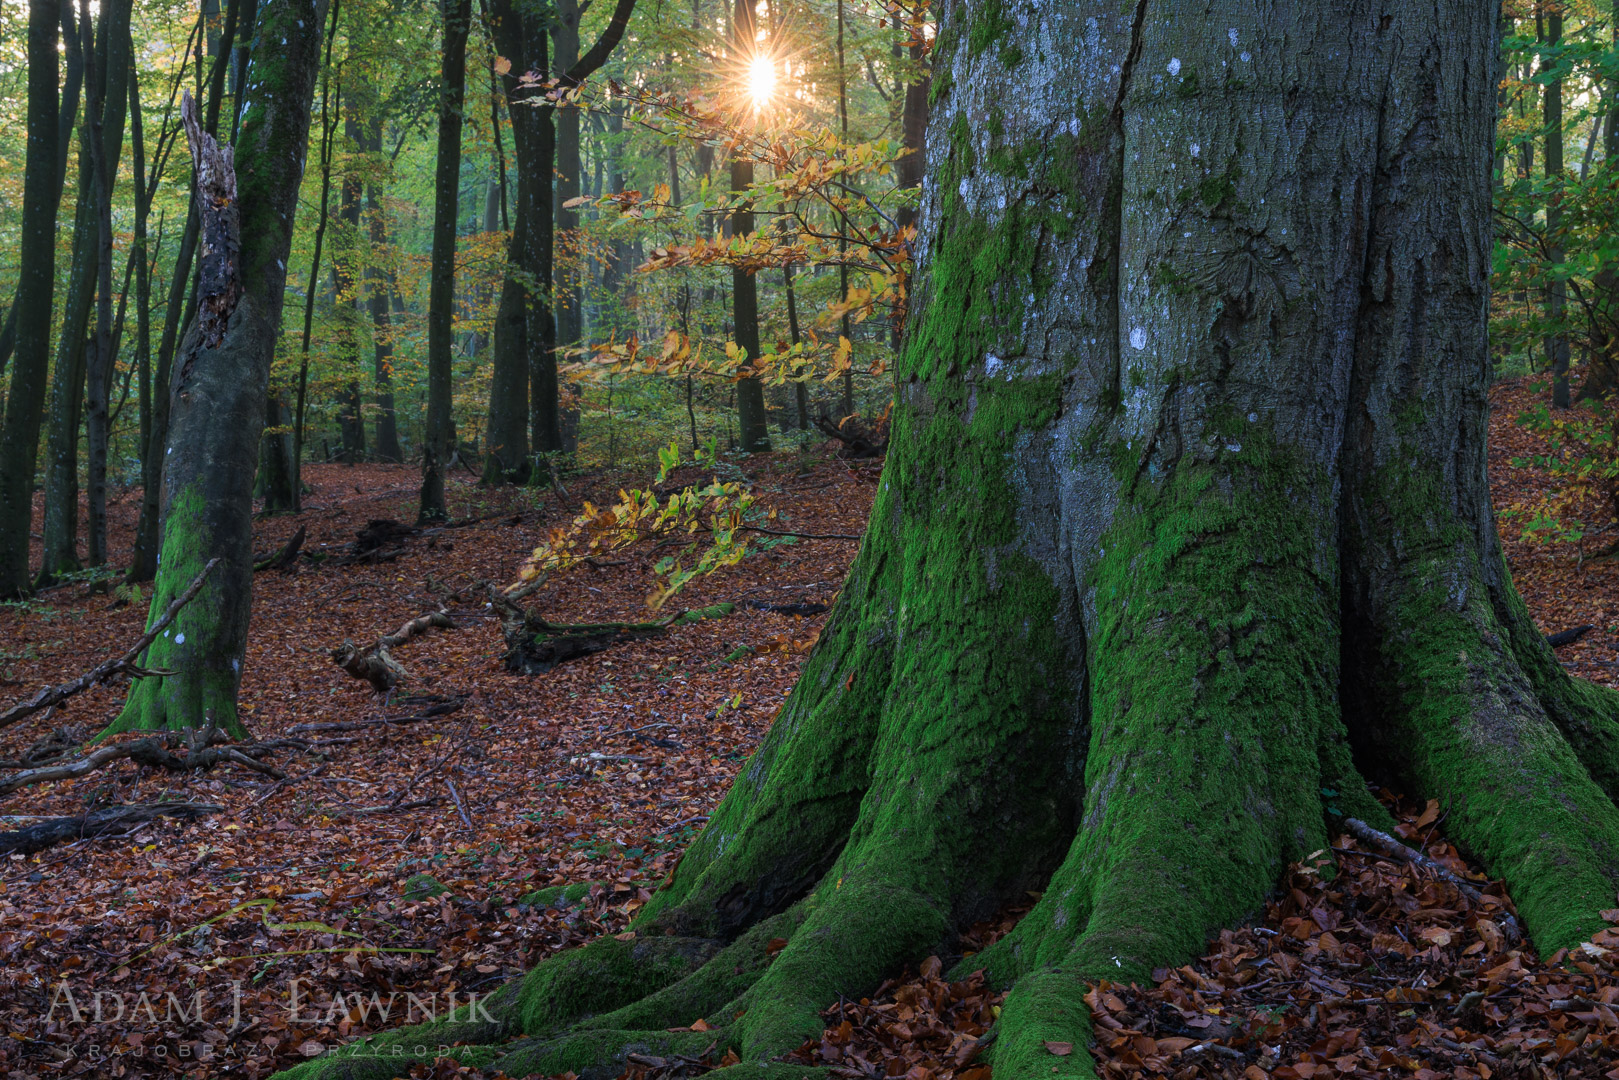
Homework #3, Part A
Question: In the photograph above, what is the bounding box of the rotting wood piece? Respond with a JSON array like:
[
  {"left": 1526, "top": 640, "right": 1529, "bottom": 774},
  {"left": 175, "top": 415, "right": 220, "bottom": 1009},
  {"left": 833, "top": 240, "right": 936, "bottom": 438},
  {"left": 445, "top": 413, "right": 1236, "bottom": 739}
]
[
  {"left": 0, "top": 802, "right": 222, "bottom": 857},
  {"left": 253, "top": 524, "right": 306, "bottom": 572},
  {"left": 331, "top": 610, "right": 457, "bottom": 692},
  {"left": 487, "top": 584, "right": 735, "bottom": 675}
]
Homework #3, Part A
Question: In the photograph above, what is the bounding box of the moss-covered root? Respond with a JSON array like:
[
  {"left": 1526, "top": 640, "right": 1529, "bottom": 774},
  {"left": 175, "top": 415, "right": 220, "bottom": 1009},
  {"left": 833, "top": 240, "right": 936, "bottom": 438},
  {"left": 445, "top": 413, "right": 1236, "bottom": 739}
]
[
  {"left": 1492, "top": 554, "right": 1619, "bottom": 801},
  {"left": 1358, "top": 559, "right": 1619, "bottom": 952},
  {"left": 516, "top": 931, "right": 726, "bottom": 1034},
  {"left": 991, "top": 968, "right": 1098, "bottom": 1079}
]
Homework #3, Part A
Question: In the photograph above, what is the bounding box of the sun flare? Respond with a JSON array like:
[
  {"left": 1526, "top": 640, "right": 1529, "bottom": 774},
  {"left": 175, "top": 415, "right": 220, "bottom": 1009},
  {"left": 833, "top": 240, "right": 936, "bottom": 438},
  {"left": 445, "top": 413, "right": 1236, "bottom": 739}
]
[{"left": 747, "top": 52, "right": 776, "bottom": 110}]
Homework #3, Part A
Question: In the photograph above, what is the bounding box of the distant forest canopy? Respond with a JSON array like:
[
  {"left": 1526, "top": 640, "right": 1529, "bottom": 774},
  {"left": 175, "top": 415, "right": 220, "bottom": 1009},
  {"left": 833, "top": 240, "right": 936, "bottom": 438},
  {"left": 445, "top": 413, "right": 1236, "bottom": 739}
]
[{"left": 0, "top": 0, "right": 920, "bottom": 549}]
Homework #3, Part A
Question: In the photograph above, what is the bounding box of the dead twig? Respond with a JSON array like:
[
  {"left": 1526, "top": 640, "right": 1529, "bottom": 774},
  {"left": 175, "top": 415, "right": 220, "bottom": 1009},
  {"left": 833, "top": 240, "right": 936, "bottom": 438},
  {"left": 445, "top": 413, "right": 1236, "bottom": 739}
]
[
  {"left": 446, "top": 778, "right": 473, "bottom": 831},
  {"left": 0, "top": 558, "right": 220, "bottom": 731},
  {"left": 1343, "top": 817, "right": 1523, "bottom": 942}
]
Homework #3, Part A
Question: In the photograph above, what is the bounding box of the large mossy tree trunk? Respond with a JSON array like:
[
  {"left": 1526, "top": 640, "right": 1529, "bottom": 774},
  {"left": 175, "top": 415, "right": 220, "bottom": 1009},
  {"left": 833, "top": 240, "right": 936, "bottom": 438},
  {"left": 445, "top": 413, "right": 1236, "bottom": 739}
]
[
  {"left": 277, "top": 4, "right": 1619, "bottom": 1079},
  {"left": 106, "top": 0, "right": 325, "bottom": 738}
]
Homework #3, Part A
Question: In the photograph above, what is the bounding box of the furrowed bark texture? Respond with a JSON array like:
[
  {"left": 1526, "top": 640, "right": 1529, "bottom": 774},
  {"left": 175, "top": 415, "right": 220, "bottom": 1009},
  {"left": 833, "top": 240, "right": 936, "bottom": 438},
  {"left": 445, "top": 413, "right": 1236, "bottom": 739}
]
[
  {"left": 108, "top": 1, "right": 325, "bottom": 737},
  {"left": 273, "top": 3, "right": 1619, "bottom": 1079}
]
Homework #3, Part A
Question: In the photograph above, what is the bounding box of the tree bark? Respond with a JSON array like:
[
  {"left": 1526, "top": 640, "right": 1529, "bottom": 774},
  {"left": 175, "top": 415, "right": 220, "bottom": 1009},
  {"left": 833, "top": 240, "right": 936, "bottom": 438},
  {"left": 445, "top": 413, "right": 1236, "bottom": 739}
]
[
  {"left": 276, "top": 4, "right": 1619, "bottom": 1080},
  {"left": 731, "top": 0, "right": 769, "bottom": 453},
  {"left": 420, "top": 0, "right": 472, "bottom": 522},
  {"left": 106, "top": 0, "right": 327, "bottom": 737},
  {"left": 334, "top": 109, "right": 368, "bottom": 463},
  {"left": 364, "top": 118, "right": 403, "bottom": 462},
  {"left": 1544, "top": 6, "right": 1569, "bottom": 408},
  {"left": 84, "top": 0, "right": 135, "bottom": 568},
  {"left": 482, "top": 0, "right": 544, "bottom": 485},
  {"left": 0, "top": 0, "right": 63, "bottom": 598}
]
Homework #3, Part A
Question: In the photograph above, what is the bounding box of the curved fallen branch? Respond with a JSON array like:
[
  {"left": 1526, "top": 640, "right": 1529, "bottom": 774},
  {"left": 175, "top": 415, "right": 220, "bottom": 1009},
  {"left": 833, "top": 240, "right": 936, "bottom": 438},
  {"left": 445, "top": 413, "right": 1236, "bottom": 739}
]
[
  {"left": 331, "top": 609, "right": 456, "bottom": 692},
  {"left": 0, "top": 558, "right": 220, "bottom": 732}
]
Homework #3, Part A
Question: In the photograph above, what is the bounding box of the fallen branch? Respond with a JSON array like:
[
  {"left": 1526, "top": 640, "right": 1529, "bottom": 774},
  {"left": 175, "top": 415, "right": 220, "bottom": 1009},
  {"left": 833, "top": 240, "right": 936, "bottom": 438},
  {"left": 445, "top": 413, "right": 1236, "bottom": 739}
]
[
  {"left": 287, "top": 696, "right": 465, "bottom": 734},
  {"left": 0, "top": 559, "right": 220, "bottom": 732},
  {"left": 0, "top": 802, "right": 222, "bottom": 856},
  {"left": 0, "top": 725, "right": 284, "bottom": 797},
  {"left": 489, "top": 583, "right": 733, "bottom": 675},
  {"left": 254, "top": 524, "right": 306, "bottom": 572},
  {"left": 331, "top": 610, "right": 456, "bottom": 692},
  {"left": 1343, "top": 817, "right": 1522, "bottom": 942}
]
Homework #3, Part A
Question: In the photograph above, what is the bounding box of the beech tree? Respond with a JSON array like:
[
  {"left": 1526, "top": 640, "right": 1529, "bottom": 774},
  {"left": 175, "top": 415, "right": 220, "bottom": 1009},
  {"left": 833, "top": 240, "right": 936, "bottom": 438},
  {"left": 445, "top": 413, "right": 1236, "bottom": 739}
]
[
  {"left": 283, "top": 2, "right": 1619, "bottom": 1078},
  {"left": 0, "top": 0, "right": 63, "bottom": 598},
  {"left": 105, "top": 0, "right": 327, "bottom": 737}
]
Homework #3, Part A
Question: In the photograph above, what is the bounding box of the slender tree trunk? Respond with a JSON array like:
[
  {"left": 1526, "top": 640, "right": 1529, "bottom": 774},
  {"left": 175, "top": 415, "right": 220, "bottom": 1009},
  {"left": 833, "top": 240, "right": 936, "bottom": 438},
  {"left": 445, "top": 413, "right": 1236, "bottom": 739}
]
[
  {"left": 784, "top": 264, "right": 808, "bottom": 430},
  {"left": 334, "top": 109, "right": 368, "bottom": 462},
  {"left": 0, "top": 2, "right": 82, "bottom": 382},
  {"left": 84, "top": 0, "right": 135, "bottom": 568},
  {"left": 421, "top": 0, "right": 473, "bottom": 522},
  {"left": 481, "top": 0, "right": 542, "bottom": 485},
  {"left": 1580, "top": 2, "right": 1619, "bottom": 402},
  {"left": 107, "top": 0, "right": 327, "bottom": 737},
  {"left": 364, "top": 118, "right": 403, "bottom": 463},
  {"left": 1545, "top": 6, "right": 1569, "bottom": 408},
  {"left": 835, "top": 0, "right": 853, "bottom": 418},
  {"left": 731, "top": 0, "right": 769, "bottom": 453},
  {"left": 0, "top": 0, "right": 63, "bottom": 598}
]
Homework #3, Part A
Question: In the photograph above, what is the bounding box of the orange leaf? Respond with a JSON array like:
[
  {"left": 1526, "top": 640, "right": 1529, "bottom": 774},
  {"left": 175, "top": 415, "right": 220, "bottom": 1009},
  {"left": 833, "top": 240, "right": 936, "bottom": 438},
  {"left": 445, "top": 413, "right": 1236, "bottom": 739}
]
[
  {"left": 1044, "top": 1041, "right": 1073, "bottom": 1056},
  {"left": 691, "top": 1018, "right": 712, "bottom": 1031}
]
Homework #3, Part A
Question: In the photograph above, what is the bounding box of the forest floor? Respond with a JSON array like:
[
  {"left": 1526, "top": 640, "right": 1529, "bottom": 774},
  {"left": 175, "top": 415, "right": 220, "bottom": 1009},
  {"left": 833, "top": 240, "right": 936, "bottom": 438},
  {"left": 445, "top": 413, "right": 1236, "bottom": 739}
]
[{"left": 1, "top": 374, "right": 1618, "bottom": 1080}]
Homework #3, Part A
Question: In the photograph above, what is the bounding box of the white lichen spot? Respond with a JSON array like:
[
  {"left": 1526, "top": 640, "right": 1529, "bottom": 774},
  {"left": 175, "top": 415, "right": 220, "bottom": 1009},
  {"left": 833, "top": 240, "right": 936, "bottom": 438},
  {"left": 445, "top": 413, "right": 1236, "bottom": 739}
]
[
  {"left": 1129, "top": 327, "right": 1147, "bottom": 350},
  {"left": 1190, "top": 142, "right": 1200, "bottom": 157},
  {"left": 1226, "top": 442, "right": 1242, "bottom": 454},
  {"left": 1228, "top": 27, "right": 1239, "bottom": 47},
  {"left": 163, "top": 628, "right": 171, "bottom": 637},
  {"left": 986, "top": 353, "right": 1003, "bottom": 375},
  {"left": 1248, "top": 412, "right": 1258, "bottom": 422},
  {"left": 1167, "top": 57, "right": 1181, "bottom": 76},
  {"left": 232, "top": 658, "right": 241, "bottom": 673},
  {"left": 1184, "top": 231, "right": 1193, "bottom": 238},
  {"left": 175, "top": 632, "right": 186, "bottom": 645},
  {"left": 959, "top": 177, "right": 970, "bottom": 200},
  {"left": 1240, "top": 51, "right": 1251, "bottom": 62}
]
